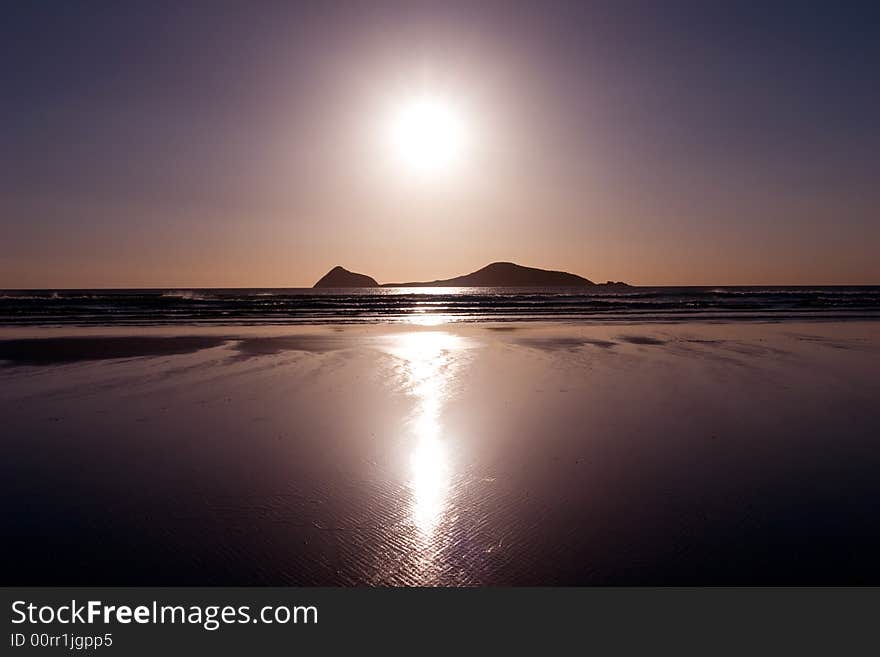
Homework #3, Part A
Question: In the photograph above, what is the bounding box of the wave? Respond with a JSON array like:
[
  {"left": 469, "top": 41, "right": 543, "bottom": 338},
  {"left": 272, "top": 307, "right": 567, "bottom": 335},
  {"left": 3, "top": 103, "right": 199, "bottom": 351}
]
[
  {"left": 1, "top": 286, "right": 878, "bottom": 326},
  {"left": 160, "top": 290, "right": 216, "bottom": 301}
]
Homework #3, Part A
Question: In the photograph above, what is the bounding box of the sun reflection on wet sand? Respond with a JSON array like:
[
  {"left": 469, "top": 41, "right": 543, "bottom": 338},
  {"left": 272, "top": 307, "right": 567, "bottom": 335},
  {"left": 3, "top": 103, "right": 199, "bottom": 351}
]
[{"left": 387, "top": 331, "right": 465, "bottom": 546}]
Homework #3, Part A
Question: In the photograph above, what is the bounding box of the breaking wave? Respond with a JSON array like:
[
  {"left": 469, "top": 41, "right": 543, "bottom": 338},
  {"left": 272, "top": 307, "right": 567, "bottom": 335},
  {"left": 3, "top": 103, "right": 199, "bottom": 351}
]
[{"left": 0, "top": 286, "right": 878, "bottom": 326}]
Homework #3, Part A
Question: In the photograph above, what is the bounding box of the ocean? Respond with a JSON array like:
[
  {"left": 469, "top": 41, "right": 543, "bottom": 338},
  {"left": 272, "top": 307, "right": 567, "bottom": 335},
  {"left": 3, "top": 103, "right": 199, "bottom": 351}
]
[
  {"left": 3, "top": 290, "right": 880, "bottom": 585},
  {"left": 1, "top": 286, "right": 879, "bottom": 326}
]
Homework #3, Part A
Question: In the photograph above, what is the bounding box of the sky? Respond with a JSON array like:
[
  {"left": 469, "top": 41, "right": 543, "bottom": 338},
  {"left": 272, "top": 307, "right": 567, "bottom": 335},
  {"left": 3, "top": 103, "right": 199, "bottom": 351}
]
[{"left": 2, "top": 1, "right": 879, "bottom": 287}]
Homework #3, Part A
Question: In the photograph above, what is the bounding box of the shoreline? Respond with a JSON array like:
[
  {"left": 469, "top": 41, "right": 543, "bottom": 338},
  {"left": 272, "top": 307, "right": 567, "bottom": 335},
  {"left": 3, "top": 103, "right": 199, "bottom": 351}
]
[
  {"left": 3, "top": 319, "right": 880, "bottom": 584},
  {"left": 1, "top": 319, "right": 879, "bottom": 363}
]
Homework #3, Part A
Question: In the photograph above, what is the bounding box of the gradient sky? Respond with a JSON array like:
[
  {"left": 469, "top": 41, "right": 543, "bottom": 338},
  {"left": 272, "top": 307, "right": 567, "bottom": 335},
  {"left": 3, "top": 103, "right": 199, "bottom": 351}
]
[{"left": 2, "top": 1, "right": 879, "bottom": 287}]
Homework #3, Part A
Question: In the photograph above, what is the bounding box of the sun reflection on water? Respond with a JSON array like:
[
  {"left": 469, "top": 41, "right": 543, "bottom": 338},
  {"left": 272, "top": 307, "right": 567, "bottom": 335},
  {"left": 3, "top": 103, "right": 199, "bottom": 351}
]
[
  {"left": 403, "top": 312, "right": 456, "bottom": 326},
  {"left": 387, "top": 331, "right": 464, "bottom": 539}
]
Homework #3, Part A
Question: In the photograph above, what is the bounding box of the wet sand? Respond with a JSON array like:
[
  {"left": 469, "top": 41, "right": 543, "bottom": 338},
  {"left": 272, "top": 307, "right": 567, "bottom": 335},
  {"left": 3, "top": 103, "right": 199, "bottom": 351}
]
[{"left": 2, "top": 321, "right": 880, "bottom": 584}]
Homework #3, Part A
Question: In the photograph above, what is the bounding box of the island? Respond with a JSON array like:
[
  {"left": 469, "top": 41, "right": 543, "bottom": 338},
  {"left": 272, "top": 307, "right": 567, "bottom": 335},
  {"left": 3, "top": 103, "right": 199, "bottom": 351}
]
[
  {"left": 313, "top": 262, "right": 628, "bottom": 288},
  {"left": 312, "top": 266, "right": 379, "bottom": 288}
]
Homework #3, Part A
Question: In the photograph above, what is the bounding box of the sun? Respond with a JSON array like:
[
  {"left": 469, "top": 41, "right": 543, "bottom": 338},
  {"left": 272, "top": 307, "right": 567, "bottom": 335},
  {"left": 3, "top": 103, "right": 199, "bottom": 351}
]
[{"left": 386, "top": 94, "right": 468, "bottom": 176}]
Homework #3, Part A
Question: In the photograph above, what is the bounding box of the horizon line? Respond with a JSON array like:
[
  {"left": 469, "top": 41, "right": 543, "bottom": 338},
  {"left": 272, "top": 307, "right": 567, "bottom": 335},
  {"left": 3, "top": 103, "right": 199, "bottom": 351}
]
[{"left": 3, "top": 282, "right": 880, "bottom": 290}]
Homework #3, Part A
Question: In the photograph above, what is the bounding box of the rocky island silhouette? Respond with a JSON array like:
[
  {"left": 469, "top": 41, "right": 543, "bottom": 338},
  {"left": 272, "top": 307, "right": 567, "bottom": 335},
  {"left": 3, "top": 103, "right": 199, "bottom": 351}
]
[
  {"left": 313, "top": 262, "right": 628, "bottom": 288},
  {"left": 312, "top": 266, "right": 380, "bottom": 288}
]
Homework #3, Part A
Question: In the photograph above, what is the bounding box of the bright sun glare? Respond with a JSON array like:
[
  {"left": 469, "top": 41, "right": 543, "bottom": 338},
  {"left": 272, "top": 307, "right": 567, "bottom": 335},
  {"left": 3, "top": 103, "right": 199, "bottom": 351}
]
[{"left": 387, "top": 94, "right": 468, "bottom": 176}]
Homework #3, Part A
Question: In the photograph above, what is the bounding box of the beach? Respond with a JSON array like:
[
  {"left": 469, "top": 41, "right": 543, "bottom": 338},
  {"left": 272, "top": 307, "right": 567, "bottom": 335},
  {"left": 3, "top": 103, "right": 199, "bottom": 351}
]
[{"left": 3, "top": 320, "right": 879, "bottom": 585}]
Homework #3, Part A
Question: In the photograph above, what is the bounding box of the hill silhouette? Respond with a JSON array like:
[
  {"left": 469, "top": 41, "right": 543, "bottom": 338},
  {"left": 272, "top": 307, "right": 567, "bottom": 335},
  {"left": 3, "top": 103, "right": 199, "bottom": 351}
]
[
  {"left": 313, "top": 266, "right": 379, "bottom": 288},
  {"left": 384, "top": 262, "right": 600, "bottom": 287},
  {"left": 314, "top": 262, "right": 627, "bottom": 288}
]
